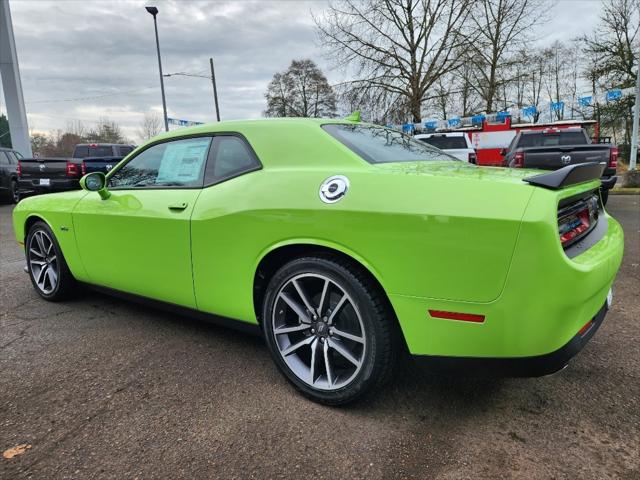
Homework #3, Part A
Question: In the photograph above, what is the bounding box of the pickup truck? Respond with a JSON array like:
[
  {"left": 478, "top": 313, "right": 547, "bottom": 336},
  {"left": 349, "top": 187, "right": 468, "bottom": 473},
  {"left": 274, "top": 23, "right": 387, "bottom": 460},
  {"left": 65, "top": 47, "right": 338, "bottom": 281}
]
[
  {"left": 18, "top": 143, "right": 134, "bottom": 197},
  {"left": 0, "top": 147, "right": 22, "bottom": 203},
  {"left": 501, "top": 128, "right": 617, "bottom": 203},
  {"left": 414, "top": 132, "right": 477, "bottom": 163}
]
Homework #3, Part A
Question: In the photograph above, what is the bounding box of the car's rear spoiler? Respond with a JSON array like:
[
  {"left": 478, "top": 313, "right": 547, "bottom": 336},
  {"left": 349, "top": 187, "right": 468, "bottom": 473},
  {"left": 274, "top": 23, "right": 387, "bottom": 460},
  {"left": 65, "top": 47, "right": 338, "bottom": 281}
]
[{"left": 523, "top": 162, "right": 605, "bottom": 190}]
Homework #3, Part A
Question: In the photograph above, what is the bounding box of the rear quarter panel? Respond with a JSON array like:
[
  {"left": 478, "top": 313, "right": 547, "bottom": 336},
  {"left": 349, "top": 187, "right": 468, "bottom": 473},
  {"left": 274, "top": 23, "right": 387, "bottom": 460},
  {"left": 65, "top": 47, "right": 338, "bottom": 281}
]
[{"left": 191, "top": 163, "right": 533, "bottom": 323}]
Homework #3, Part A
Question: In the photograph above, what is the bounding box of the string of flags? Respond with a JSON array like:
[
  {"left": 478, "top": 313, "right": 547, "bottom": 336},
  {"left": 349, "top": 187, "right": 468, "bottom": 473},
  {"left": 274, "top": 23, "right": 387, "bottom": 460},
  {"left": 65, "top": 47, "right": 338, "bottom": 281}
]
[
  {"left": 394, "top": 86, "right": 636, "bottom": 133},
  {"left": 168, "top": 117, "right": 204, "bottom": 127}
]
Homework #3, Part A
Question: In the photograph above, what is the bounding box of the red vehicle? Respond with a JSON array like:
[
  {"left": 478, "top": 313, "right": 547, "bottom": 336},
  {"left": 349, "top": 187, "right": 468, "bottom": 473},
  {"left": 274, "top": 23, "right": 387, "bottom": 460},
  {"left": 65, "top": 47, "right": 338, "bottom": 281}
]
[{"left": 450, "top": 117, "right": 599, "bottom": 167}]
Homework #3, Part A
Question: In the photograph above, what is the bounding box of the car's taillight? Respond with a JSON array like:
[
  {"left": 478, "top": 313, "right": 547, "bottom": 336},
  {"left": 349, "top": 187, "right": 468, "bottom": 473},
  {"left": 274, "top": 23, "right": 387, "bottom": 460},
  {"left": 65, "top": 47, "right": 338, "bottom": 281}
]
[
  {"left": 468, "top": 152, "right": 477, "bottom": 164},
  {"left": 81, "top": 161, "right": 86, "bottom": 176},
  {"left": 609, "top": 147, "right": 618, "bottom": 169},
  {"left": 513, "top": 151, "right": 525, "bottom": 167},
  {"left": 66, "top": 161, "right": 79, "bottom": 177},
  {"left": 17, "top": 161, "right": 22, "bottom": 177},
  {"left": 557, "top": 194, "right": 599, "bottom": 248}
]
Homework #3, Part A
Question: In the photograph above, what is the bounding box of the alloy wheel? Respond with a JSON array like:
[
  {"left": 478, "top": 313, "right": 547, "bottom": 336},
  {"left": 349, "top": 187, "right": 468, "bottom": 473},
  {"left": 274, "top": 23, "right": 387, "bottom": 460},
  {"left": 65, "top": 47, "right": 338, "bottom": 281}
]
[
  {"left": 28, "top": 230, "right": 59, "bottom": 294},
  {"left": 271, "top": 273, "right": 366, "bottom": 391}
]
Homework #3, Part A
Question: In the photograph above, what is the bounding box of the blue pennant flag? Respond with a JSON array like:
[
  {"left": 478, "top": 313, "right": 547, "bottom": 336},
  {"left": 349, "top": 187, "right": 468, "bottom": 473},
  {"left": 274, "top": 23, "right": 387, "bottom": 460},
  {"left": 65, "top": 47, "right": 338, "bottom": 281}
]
[
  {"left": 402, "top": 123, "right": 415, "bottom": 134},
  {"left": 471, "top": 114, "right": 485, "bottom": 124},
  {"left": 550, "top": 101, "right": 564, "bottom": 112},
  {"left": 522, "top": 106, "right": 537, "bottom": 117},
  {"left": 447, "top": 117, "right": 461, "bottom": 128},
  {"left": 578, "top": 96, "right": 592, "bottom": 107},
  {"left": 605, "top": 89, "right": 621, "bottom": 101},
  {"left": 496, "top": 111, "right": 510, "bottom": 121},
  {"left": 424, "top": 120, "right": 438, "bottom": 130}
]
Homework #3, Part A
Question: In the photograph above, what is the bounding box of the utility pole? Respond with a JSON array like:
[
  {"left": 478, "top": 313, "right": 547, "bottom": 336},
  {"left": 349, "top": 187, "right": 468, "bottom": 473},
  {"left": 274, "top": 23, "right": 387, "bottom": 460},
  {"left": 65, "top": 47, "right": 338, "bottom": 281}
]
[
  {"left": 629, "top": 57, "right": 639, "bottom": 170},
  {"left": 146, "top": 6, "right": 169, "bottom": 132},
  {"left": 210, "top": 58, "right": 221, "bottom": 122}
]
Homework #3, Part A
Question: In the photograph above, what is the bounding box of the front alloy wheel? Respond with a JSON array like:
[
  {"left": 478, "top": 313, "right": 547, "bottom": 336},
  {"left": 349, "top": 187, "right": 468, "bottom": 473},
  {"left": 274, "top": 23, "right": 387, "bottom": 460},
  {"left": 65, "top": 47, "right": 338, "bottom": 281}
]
[
  {"left": 26, "top": 221, "right": 76, "bottom": 301},
  {"left": 263, "top": 256, "right": 398, "bottom": 405},
  {"left": 28, "top": 229, "right": 59, "bottom": 295}
]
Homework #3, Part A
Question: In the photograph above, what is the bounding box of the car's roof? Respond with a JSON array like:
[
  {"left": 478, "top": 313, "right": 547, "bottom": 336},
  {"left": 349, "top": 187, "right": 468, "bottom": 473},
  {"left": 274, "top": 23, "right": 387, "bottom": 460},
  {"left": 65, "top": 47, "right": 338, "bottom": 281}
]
[
  {"left": 75, "top": 143, "right": 134, "bottom": 146},
  {"left": 151, "top": 117, "right": 354, "bottom": 140},
  {"left": 140, "top": 118, "right": 365, "bottom": 170},
  {"left": 415, "top": 132, "right": 466, "bottom": 138}
]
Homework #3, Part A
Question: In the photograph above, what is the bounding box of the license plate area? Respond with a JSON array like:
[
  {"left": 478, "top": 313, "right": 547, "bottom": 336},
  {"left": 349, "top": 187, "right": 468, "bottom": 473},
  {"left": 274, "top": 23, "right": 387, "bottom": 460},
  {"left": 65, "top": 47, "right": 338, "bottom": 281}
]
[{"left": 39, "top": 178, "right": 50, "bottom": 186}]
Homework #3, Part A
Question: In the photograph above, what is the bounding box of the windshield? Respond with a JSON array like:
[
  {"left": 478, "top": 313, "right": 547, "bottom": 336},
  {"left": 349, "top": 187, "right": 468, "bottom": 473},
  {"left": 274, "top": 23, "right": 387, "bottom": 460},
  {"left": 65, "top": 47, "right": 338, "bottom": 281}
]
[
  {"left": 418, "top": 136, "right": 468, "bottom": 150},
  {"left": 323, "top": 124, "right": 457, "bottom": 164}
]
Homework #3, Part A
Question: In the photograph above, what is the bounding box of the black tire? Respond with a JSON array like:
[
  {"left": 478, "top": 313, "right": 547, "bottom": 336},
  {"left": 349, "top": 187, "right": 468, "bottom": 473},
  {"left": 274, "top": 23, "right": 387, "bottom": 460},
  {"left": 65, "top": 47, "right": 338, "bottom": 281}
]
[
  {"left": 600, "top": 187, "right": 609, "bottom": 206},
  {"left": 262, "top": 256, "right": 399, "bottom": 405},
  {"left": 10, "top": 180, "right": 20, "bottom": 204},
  {"left": 25, "top": 221, "right": 76, "bottom": 301}
]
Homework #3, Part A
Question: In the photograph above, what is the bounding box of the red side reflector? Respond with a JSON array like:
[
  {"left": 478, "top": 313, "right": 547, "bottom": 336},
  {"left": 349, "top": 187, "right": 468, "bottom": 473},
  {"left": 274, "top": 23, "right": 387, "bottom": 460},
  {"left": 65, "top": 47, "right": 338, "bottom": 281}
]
[
  {"left": 428, "top": 310, "right": 485, "bottom": 323},
  {"left": 578, "top": 320, "right": 593, "bottom": 336}
]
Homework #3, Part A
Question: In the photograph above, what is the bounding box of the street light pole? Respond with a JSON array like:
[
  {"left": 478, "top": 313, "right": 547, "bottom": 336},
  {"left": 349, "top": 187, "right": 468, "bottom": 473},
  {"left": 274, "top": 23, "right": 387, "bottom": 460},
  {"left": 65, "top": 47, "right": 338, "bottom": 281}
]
[
  {"left": 210, "top": 58, "right": 221, "bottom": 122},
  {"left": 146, "top": 6, "right": 169, "bottom": 132},
  {"left": 629, "top": 56, "right": 639, "bottom": 171}
]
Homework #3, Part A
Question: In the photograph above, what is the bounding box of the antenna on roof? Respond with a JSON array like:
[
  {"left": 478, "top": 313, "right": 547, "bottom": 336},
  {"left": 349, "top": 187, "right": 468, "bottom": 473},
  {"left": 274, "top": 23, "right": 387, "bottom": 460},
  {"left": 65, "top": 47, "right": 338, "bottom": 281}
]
[{"left": 345, "top": 110, "right": 361, "bottom": 122}]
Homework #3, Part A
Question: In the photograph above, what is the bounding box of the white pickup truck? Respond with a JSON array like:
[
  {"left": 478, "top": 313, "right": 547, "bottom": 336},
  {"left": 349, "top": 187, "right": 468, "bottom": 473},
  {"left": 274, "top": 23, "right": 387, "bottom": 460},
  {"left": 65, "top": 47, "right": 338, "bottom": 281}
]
[{"left": 414, "top": 132, "right": 477, "bottom": 163}]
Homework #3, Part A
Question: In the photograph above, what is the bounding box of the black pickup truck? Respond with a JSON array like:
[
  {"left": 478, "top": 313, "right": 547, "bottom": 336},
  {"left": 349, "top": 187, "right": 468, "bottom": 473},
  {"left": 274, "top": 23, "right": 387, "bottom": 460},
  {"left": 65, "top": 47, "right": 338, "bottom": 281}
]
[
  {"left": 18, "top": 143, "right": 134, "bottom": 196},
  {"left": 501, "top": 128, "right": 617, "bottom": 203}
]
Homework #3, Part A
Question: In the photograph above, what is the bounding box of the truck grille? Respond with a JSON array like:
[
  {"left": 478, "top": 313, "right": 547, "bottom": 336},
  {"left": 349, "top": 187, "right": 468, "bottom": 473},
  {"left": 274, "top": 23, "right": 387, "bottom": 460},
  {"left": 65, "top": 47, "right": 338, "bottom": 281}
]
[{"left": 557, "top": 193, "right": 600, "bottom": 248}]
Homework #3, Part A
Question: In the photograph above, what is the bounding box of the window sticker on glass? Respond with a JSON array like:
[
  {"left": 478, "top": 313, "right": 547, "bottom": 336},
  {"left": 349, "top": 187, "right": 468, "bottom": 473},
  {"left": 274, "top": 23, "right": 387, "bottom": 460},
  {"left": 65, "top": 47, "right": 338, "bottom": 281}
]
[{"left": 156, "top": 139, "right": 210, "bottom": 184}]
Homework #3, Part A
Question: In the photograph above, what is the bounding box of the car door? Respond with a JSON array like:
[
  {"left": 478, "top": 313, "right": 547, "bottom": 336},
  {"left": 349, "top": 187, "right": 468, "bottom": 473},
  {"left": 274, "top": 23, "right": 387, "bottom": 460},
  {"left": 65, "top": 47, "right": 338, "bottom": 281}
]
[{"left": 72, "top": 136, "right": 213, "bottom": 308}]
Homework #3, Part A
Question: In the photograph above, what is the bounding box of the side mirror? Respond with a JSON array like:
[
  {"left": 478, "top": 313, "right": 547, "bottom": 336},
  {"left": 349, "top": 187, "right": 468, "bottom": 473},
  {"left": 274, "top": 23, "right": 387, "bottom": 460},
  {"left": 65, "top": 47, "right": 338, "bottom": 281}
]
[
  {"left": 80, "top": 172, "right": 110, "bottom": 200},
  {"left": 499, "top": 148, "right": 507, "bottom": 156}
]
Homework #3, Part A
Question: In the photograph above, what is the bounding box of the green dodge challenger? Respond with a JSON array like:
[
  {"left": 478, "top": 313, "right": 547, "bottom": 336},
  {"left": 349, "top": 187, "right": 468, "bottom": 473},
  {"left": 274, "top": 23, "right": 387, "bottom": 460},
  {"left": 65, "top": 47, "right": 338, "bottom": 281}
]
[{"left": 12, "top": 118, "right": 624, "bottom": 404}]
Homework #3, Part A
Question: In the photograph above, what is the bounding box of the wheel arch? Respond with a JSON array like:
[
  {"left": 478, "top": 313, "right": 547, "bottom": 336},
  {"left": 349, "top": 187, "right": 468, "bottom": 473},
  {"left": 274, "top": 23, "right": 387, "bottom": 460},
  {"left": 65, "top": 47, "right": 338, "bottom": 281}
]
[
  {"left": 252, "top": 240, "right": 393, "bottom": 324},
  {"left": 23, "top": 214, "right": 52, "bottom": 243}
]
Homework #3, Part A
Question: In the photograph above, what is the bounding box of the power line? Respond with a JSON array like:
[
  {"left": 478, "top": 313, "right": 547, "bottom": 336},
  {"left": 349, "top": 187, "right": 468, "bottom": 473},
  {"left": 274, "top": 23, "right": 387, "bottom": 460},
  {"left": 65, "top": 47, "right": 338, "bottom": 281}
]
[{"left": 26, "top": 86, "right": 157, "bottom": 105}]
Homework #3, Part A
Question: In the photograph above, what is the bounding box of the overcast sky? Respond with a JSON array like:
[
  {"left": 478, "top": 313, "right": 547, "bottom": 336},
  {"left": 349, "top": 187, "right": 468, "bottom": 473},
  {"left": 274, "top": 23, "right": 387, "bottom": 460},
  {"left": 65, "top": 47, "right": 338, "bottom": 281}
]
[{"left": 1, "top": 0, "right": 603, "bottom": 141}]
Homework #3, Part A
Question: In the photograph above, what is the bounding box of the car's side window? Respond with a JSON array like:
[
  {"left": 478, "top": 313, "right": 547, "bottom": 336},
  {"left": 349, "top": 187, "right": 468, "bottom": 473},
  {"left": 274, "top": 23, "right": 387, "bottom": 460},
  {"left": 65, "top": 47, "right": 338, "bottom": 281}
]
[
  {"left": 0, "top": 152, "right": 10, "bottom": 165},
  {"left": 204, "top": 135, "right": 260, "bottom": 185},
  {"left": 109, "top": 137, "right": 211, "bottom": 189}
]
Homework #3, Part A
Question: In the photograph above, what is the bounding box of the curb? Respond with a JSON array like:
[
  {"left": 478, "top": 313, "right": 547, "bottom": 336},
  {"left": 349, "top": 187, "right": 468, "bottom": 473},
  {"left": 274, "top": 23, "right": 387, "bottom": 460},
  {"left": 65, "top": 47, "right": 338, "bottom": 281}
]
[{"left": 610, "top": 188, "right": 640, "bottom": 195}]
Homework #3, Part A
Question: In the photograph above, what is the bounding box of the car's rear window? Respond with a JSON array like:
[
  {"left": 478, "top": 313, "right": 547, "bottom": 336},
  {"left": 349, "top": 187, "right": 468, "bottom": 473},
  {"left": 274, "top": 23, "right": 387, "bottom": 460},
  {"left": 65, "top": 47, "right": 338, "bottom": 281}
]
[
  {"left": 118, "top": 146, "right": 134, "bottom": 156},
  {"left": 518, "top": 131, "right": 587, "bottom": 148},
  {"left": 73, "top": 145, "right": 115, "bottom": 158},
  {"left": 419, "top": 136, "right": 468, "bottom": 150},
  {"left": 322, "top": 124, "right": 456, "bottom": 164}
]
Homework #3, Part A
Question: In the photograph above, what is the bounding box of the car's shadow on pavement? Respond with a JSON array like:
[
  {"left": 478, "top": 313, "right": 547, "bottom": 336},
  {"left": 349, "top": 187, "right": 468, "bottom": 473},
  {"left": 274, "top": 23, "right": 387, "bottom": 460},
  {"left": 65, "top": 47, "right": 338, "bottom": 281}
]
[{"left": 77, "top": 288, "right": 506, "bottom": 415}]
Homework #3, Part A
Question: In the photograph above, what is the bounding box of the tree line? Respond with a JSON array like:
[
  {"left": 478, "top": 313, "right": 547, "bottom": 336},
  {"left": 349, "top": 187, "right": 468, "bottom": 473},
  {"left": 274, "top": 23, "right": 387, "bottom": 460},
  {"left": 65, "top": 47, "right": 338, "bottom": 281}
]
[
  {"left": 264, "top": 0, "right": 639, "bottom": 159},
  {"left": 27, "top": 113, "right": 166, "bottom": 157}
]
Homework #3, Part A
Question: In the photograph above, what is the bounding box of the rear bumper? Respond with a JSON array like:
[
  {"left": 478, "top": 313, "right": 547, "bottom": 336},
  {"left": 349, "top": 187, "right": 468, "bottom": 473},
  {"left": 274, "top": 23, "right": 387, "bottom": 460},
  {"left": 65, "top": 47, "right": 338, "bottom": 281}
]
[
  {"left": 412, "top": 301, "right": 608, "bottom": 377},
  {"left": 18, "top": 178, "right": 80, "bottom": 195}
]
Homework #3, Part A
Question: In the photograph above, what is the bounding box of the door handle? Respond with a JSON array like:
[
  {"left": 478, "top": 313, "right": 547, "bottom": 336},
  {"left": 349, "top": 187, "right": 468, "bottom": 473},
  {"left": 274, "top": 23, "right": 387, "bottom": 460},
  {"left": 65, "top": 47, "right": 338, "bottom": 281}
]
[{"left": 168, "top": 202, "right": 188, "bottom": 211}]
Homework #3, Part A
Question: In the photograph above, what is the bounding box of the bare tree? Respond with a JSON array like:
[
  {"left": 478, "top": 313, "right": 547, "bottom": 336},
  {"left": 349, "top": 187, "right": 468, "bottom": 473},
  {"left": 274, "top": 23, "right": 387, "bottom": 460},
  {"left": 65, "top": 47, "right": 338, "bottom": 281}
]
[
  {"left": 581, "top": 0, "right": 639, "bottom": 147},
  {"left": 137, "top": 112, "right": 163, "bottom": 142},
  {"left": 264, "top": 59, "right": 337, "bottom": 118},
  {"left": 465, "top": 0, "right": 547, "bottom": 114},
  {"left": 85, "top": 118, "right": 128, "bottom": 144},
  {"left": 315, "top": 0, "right": 473, "bottom": 123}
]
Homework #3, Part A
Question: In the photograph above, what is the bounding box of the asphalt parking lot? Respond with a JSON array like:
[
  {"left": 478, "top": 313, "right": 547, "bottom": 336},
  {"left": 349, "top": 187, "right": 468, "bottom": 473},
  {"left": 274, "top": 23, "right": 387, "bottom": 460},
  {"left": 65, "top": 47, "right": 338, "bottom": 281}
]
[{"left": 1, "top": 196, "right": 638, "bottom": 479}]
